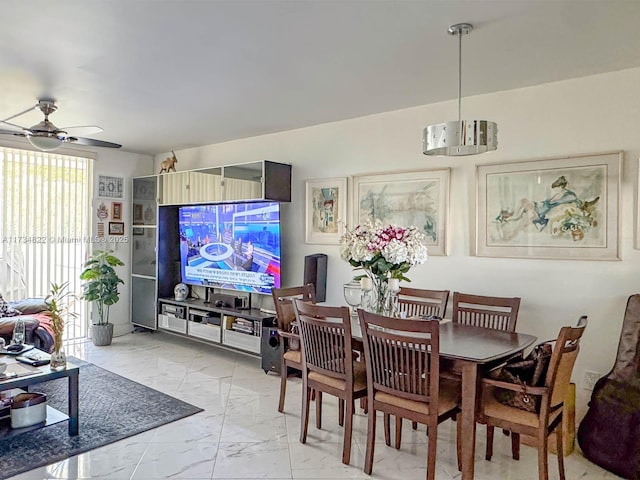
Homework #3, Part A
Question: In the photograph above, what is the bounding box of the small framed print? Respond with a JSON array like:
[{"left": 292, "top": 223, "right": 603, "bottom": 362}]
[
  {"left": 132, "top": 227, "right": 144, "bottom": 236},
  {"left": 108, "top": 222, "right": 125, "bottom": 236},
  {"left": 111, "top": 202, "right": 123, "bottom": 220},
  {"left": 305, "top": 177, "right": 348, "bottom": 244},
  {"left": 133, "top": 203, "right": 144, "bottom": 223}
]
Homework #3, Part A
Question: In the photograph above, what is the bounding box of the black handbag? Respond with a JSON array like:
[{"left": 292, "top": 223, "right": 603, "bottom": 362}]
[{"left": 488, "top": 341, "right": 553, "bottom": 413}]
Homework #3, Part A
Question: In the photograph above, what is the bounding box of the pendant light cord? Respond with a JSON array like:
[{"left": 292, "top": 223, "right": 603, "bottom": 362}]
[{"left": 457, "top": 28, "right": 462, "bottom": 123}]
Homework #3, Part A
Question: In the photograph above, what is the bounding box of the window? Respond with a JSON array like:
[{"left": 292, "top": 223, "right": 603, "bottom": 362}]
[{"left": 0, "top": 146, "right": 93, "bottom": 339}]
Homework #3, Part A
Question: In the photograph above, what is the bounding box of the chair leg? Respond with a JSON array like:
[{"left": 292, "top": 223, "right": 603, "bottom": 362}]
[
  {"left": 316, "top": 391, "right": 323, "bottom": 429},
  {"left": 360, "top": 397, "right": 368, "bottom": 414},
  {"left": 338, "top": 399, "right": 345, "bottom": 427},
  {"left": 278, "top": 363, "right": 288, "bottom": 413},
  {"left": 342, "top": 398, "right": 354, "bottom": 465},
  {"left": 486, "top": 425, "right": 494, "bottom": 461},
  {"left": 300, "top": 385, "right": 311, "bottom": 444},
  {"left": 556, "top": 423, "right": 566, "bottom": 480},
  {"left": 456, "top": 414, "right": 462, "bottom": 471},
  {"left": 395, "top": 416, "right": 402, "bottom": 449},
  {"left": 383, "top": 413, "right": 391, "bottom": 446},
  {"left": 426, "top": 423, "right": 438, "bottom": 480},
  {"left": 537, "top": 429, "right": 549, "bottom": 480},
  {"left": 364, "top": 399, "right": 376, "bottom": 475},
  {"left": 511, "top": 432, "right": 520, "bottom": 460}
]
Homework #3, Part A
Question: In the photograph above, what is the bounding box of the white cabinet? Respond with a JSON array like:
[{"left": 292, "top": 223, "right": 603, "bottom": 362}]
[{"left": 157, "top": 161, "right": 291, "bottom": 205}]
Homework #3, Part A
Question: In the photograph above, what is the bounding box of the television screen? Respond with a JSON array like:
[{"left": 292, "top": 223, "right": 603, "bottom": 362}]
[{"left": 178, "top": 201, "right": 281, "bottom": 294}]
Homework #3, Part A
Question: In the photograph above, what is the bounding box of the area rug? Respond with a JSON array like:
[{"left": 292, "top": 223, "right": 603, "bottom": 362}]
[{"left": 0, "top": 358, "right": 203, "bottom": 479}]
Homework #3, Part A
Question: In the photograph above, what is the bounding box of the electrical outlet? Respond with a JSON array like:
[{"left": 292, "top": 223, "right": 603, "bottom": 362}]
[{"left": 583, "top": 370, "right": 601, "bottom": 391}]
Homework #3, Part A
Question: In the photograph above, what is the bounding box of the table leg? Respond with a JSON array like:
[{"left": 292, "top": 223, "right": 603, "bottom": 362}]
[
  {"left": 460, "top": 361, "right": 478, "bottom": 480},
  {"left": 68, "top": 370, "right": 79, "bottom": 436}
]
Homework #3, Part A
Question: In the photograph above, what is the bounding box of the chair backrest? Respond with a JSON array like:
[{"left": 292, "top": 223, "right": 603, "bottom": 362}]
[
  {"left": 358, "top": 309, "right": 440, "bottom": 405},
  {"left": 294, "top": 299, "right": 355, "bottom": 382},
  {"left": 452, "top": 292, "right": 521, "bottom": 332},
  {"left": 546, "top": 317, "right": 587, "bottom": 408},
  {"left": 397, "top": 287, "right": 449, "bottom": 319},
  {"left": 271, "top": 284, "right": 316, "bottom": 333}
]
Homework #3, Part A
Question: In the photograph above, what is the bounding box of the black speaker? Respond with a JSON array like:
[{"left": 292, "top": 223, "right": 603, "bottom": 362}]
[
  {"left": 261, "top": 326, "right": 281, "bottom": 374},
  {"left": 303, "top": 253, "right": 327, "bottom": 302}
]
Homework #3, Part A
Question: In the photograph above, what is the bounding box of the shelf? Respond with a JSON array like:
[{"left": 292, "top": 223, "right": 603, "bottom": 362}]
[
  {"left": 0, "top": 405, "right": 68, "bottom": 440},
  {"left": 131, "top": 274, "right": 156, "bottom": 280}
]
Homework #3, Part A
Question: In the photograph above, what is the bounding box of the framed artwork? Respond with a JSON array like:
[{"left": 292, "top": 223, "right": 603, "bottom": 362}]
[
  {"left": 352, "top": 168, "right": 450, "bottom": 256},
  {"left": 133, "top": 203, "right": 144, "bottom": 223},
  {"left": 108, "top": 221, "right": 125, "bottom": 236},
  {"left": 637, "top": 158, "right": 640, "bottom": 250},
  {"left": 476, "top": 151, "right": 621, "bottom": 260},
  {"left": 111, "top": 202, "right": 122, "bottom": 220},
  {"left": 132, "top": 227, "right": 145, "bottom": 236},
  {"left": 98, "top": 176, "right": 124, "bottom": 199},
  {"left": 305, "top": 177, "right": 348, "bottom": 244}
]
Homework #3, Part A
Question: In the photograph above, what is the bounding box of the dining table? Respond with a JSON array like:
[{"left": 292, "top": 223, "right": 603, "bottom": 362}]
[{"left": 350, "top": 317, "right": 537, "bottom": 480}]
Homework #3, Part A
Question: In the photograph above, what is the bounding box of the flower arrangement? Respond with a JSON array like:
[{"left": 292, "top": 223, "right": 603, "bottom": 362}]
[{"left": 340, "top": 220, "right": 428, "bottom": 313}]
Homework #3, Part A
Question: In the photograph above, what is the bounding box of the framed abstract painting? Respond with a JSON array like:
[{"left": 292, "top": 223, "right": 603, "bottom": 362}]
[
  {"left": 305, "top": 177, "right": 348, "bottom": 244},
  {"left": 352, "top": 168, "right": 450, "bottom": 256},
  {"left": 476, "top": 151, "right": 621, "bottom": 260}
]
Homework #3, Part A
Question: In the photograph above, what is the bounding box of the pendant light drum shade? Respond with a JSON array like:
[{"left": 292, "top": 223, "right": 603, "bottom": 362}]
[
  {"left": 423, "top": 119, "right": 497, "bottom": 156},
  {"left": 423, "top": 23, "right": 497, "bottom": 156}
]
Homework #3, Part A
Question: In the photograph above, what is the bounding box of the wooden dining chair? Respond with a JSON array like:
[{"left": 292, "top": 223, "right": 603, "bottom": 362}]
[
  {"left": 478, "top": 317, "right": 587, "bottom": 480},
  {"left": 271, "top": 284, "right": 316, "bottom": 413},
  {"left": 452, "top": 292, "right": 521, "bottom": 332},
  {"left": 397, "top": 287, "right": 450, "bottom": 319},
  {"left": 394, "top": 287, "right": 449, "bottom": 439},
  {"left": 294, "top": 299, "right": 367, "bottom": 465},
  {"left": 357, "top": 309, "right": 461, "bottom": 480}
]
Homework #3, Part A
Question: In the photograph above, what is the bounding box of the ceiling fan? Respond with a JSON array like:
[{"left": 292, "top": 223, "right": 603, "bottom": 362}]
[{"left": 0, "top": 99, "right": 121, "bottom": 151}]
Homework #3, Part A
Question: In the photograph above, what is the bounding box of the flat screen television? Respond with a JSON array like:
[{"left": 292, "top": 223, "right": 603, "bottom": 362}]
[{"left": 178, "top": 201, "right": 281, "bottom": 294}]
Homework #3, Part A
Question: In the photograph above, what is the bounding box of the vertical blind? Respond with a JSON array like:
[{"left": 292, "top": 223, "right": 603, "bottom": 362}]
[{"left": 0, "top": 146, "right": 93, "bottom": 339}]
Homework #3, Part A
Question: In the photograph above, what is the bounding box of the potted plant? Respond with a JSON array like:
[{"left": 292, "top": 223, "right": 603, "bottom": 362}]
[
  {"left": 45, "top": 281, "right": 77, "bottom": 370},
  {"left": 80, "top": 250, "right": 124, "bottom": 346}
]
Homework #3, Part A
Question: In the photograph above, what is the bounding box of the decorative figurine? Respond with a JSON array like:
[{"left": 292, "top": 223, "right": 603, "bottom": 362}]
[{"left": 159, "top": 151, "right": 178, "bottom": 173}]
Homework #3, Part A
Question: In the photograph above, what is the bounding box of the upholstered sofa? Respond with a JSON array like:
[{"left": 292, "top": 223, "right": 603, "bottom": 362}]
[{"left": 0, "top": 298, "right": 55, "bottom": 353}]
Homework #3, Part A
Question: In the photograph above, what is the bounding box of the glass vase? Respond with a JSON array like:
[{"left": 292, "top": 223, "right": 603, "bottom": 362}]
[
  {"left": 50, "top": 333, "right": 67, "bottom": 371},
  {"left": 50, "top": 348, "right": 67, "bottom": 371},
  {"left": 363, "top": 273, "right": 389, "bottom": 315}
]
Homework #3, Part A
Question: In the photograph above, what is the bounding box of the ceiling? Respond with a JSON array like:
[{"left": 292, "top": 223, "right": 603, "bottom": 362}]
[{"left": 1, "top": 0, "right": 639, "bottom": 155}]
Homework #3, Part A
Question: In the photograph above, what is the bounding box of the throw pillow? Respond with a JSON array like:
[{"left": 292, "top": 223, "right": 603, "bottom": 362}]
[{"left": 0, "top": 293, "right": 21, "bottom": 317}]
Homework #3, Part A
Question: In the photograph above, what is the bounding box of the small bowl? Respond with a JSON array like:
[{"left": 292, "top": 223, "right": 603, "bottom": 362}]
[{"left": 0, "top": 362, "right": 7, "bottom": 374}]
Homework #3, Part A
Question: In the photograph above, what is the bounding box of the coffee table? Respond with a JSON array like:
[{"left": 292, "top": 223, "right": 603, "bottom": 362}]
[{"left": 0, "top": 358, "right": 79, "bottom": 437}]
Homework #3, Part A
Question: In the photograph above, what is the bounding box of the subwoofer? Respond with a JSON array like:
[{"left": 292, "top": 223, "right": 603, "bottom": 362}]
[
  {"left": 303, "top": 253, "right": 327, "bottom": 302},
  {"left": 261, "top": 325, "right": 281, "bottom": 374}
]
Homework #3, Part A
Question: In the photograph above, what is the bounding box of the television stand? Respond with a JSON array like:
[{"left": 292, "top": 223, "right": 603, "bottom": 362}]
[{"left": 157, "top": 297, "right": 275, "bottom": 357}]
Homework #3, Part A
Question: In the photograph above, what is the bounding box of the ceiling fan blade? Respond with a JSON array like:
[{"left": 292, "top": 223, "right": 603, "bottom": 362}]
[
  {"left": 0, "top": 104, "right": 38, "bottom": 125},
  {"left": 0, "top": 128, "right": 27, "bottom": 137},
  {"left": 61, "top": 125, "right": 104, "bottom": 135},
  {"left": 67, "top": 136, "right": 121, "bottom": 149},
  {"left": 0, "top": 120, "right": 28, "bottom": 132}
]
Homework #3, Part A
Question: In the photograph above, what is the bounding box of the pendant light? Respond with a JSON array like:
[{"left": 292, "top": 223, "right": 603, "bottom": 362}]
[{"left": 423, "top": 23, "right": 497, "bottom": 156}]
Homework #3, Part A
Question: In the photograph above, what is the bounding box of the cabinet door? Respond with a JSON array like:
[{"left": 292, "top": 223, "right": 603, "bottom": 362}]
[
  {"left": 132, "top": 177, "right": 158, "bottom": 225},
  {"left": 132, "top": 227, "right": 157, "bottom": 277},
  {"left": 223, "top": 162, "right": 263, "bottom": 201},
  {"left": 189, "top": 168, "right": 223, "bottom": 203},
  {"left": 131, "top": 277, "right": 157, "bottom": 329},
  {"left": 159, "top": 172, "right": 189, "bottom": 205}
]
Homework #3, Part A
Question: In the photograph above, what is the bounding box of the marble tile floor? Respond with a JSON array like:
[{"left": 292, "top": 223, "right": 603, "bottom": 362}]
[{"left": 7, "top": 331, "right": 619, "bottom": 480}]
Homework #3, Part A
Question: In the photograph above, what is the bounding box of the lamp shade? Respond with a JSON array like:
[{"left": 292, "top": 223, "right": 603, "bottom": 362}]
[
  {"left": 423, "top": 120, "right": 497, "bottom": 156},
  {"left": 28, "top": 135, "right": 63, "bottom": 151}
]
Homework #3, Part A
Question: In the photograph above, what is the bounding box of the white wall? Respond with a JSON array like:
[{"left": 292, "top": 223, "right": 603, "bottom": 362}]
[
  {"left": 155, "top": 67, "right": 640, "bottom": 418},
  {"left": 92, "top": 149, "right": 154, "bottom": 337}
]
